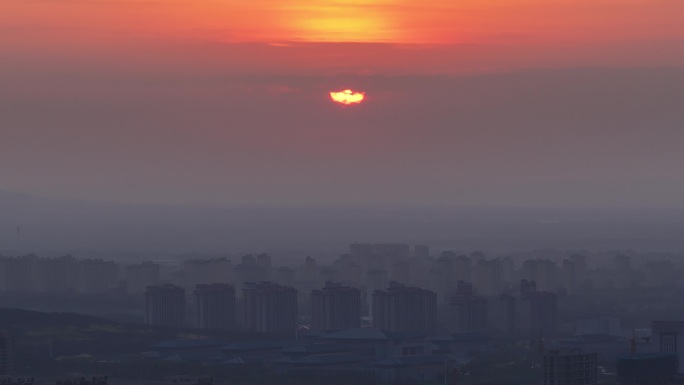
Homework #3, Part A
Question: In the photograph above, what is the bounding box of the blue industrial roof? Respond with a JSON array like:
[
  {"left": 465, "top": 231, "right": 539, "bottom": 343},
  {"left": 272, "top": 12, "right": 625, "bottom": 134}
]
[
  {"left": 323, "top": 328, "right": 425, "bottom": 341},
  {"left": 373, "top": 354, "right": 449, "bottom": 367},
  {"left": 152, "top": 338, "right": 226, "bottom": 349},
  {"left": 285, "top": 352, "right": 368, "bottom": 365},
  {"left": 283, "top": 342, "right": 348, "bottom": 354},
  {"left": 323, "top": 328, "right": 389, "bottom": 340},
  {"left": 221, "top": 341, "right": 292, "bottom": 351},
  {"left": 428, "top": 332, "right": 488, "bottom": 343}
]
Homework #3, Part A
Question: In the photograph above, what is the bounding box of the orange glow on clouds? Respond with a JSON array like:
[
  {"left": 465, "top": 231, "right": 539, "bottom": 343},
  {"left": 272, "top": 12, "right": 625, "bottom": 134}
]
[
  {"left": 2, "top": 0, "right": 684, "bottom": 74},
  {"left": 330, "top": 90, "right": 365, "bottom": 105}
]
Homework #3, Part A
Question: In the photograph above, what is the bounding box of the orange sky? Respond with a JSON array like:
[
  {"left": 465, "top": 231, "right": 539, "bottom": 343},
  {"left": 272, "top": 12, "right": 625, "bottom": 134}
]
[
  {"left": 3, "top": 0, "right": 684, "bottom": 45},
  {"left": 2, "top": 0, "right": 683, "bottom": 76}
]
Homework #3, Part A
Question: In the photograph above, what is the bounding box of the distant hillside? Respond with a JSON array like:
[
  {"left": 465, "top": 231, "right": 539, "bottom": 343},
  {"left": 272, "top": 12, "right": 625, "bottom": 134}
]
[
  {"left": 0, "top": 308, "right": 110, "bottom": 330},
  {"left": 0, "top": 308, "right": 193, "bottom": 358}
]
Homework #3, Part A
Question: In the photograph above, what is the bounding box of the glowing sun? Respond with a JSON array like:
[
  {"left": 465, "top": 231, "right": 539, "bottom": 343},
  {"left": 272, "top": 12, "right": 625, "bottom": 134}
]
[{"left": 330, "top": 89, "right": 365, "bottom": 105}]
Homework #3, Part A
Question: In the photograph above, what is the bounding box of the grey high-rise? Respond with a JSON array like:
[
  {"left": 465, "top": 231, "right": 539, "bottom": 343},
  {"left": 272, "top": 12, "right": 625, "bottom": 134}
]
[
  {"left": 543, "top": 349, "right": 597, "bottom": 385},
  {"left": 145, "top": 284, "right": 186, "bottom": 328},
  {"left": 311, "top": 282, "right": 361, "bottom": 330},
  {"left": 243, "top": 282, "right": 298, "bottom": 335},
  {"left": 372, "top": 282, "right": 437, "bottom": 332},
  {"left": 449, "top": 288, "right": 488, "bottom": 333},
  {"left": 0, "top": 333, "right": 12, "bottom": 375},
  {"left": 195, "top": 284, "right": 236, "bottom": 330}
]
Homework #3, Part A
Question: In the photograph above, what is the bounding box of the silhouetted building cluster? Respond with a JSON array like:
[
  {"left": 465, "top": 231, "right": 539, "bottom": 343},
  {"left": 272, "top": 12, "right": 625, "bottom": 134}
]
[
  {"left": 11, "top": 245, "right": 684, "bottom": 384},
  {"left": 372, "top": 282, "right": 437, "bottom": 332},
  {"left": 0, "top": 255, "right": 118, "bottom": 294}
]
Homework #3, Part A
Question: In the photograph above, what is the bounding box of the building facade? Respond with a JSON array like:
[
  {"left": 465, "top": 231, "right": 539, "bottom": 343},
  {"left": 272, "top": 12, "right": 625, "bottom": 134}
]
[
  {"left": 652, "top": 321, "right": 684, "bottom": 374},
  {"left": 542, "top": 349, "right": 598, "bottom": 385},
  {"left": 145, "top": 284, "right": 186, "bottom": 328},
  {"left": 243, "top": 282, "right": 298, "bottom": 335},
  {"left": 372, "top": 282, "right": 437, "bottom": 332},
  {"left": 520, "top": 291, "right": 557, "bottom": 337},
  {"left": 194, "top": 283, "right": 236, "bottom": 330},
  {"left": 311, "top": 282, "right": 361, "bottom": 330},
  {"left": 0, "top": 333, "right": 12, "bottom": 376},
  {"left": 449, "top": 287, "right": 488, "bottom": 333}
]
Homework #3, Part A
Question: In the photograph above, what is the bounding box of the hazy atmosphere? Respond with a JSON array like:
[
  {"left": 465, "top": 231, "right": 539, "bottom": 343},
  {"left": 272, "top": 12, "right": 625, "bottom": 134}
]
[{"left": 2, "top": 1, "right": 684, "bottom": 385}]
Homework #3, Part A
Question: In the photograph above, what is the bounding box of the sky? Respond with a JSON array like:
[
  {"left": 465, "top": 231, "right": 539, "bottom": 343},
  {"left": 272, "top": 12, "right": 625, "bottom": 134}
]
[{"left": 1, "top": 0, "right": 684, "bottom": 208}]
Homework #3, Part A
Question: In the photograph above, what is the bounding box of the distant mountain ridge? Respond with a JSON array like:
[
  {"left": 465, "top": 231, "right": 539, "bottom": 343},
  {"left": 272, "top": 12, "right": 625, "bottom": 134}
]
[{"left": 0, "top": 307, "right": 111, "bottom": 330}]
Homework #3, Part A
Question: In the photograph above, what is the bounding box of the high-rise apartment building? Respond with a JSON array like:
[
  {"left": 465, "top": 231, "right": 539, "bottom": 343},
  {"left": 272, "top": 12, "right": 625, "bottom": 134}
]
[
  {"left": 0, "top": 333, "right": 12, "bottom": 376},
  {"left": 449, "top": 283, "right": 488, "bottom": 332},
  {"left": 182, "top": 258, "right": 232, "bottom": 291},
  {"left": 561, "top": 259, "right": 576, "bottom": 294},
  {"left": 243, "top": 282, "right": 298, "bottom": 335},
  {"left": 474, "top": 259, "right": 503, "bottom": 297},
  {"left": 0, "top": 255, "right": 120, "bottom": 294},
  {"left": 571, "top": 254, "right": 588, "bottom": 277},
  {"left": 501, "top": 256, "right": 515, "bottom": 285},
  {"left": 235, "top": 256, "right": 270, "bottom": 294},
  {"left": 39, "top": 255, "right": 79, "bottom": 293},
  {"left": 520, "top": 291, "right": 557, "bottom": 337},
  {"left": 367, "top": 269, "right": 389, "bottom": 292},
  {"left": 414, "top": 244, "right": 429, "bottom": 258},
  {"left": 333, "top": 255, "right": 363, "bottom": 285},
  {"left": 0, "top": 255, "right": 39, "bottom": 292},
  {"left": 302, "top": 256, "right": 319, "bottom": 283},
  {"left": 311, "top": 282, "right": 361, "bottom": 330},
  {"left": 194, "top": 284, "right": 235, "bottom": 330},
  {"left": 256, "top": 254, "right": 272, "bottom": 269},
  {"left": 371, "top": 244, "right": 411, "bottom": 262},
  {"left": 490, "top": 294, "right": 517, "bottom": 333},
  {"left": 453, "top": 255, "right": 472, "bottom": 283},
  {"left": 430, "top": 256, "right": 457, "bottom": 303},
  {"left": 520, "top": 279, "right": 538, "bottom": 299},
  {"left": 372, "top": 282, "right": 437, "bottom": 332},
  {"left": 145, "top": 284, "right": 186, "bottom": 328},
  {"left": 77, "top": 259, "right": 120, "bottom": 294},
  {"left": 523, "top": 259, "right": 557, "bottom": 292},
  {"left": 273, "top": 267, "right": 295, "bottom": 286},
  {"left": 652, "top": 321, "right": 684, "bottom": 373},
  {"left": 543, "top": 349, "right": 598, "bottom": 385}
]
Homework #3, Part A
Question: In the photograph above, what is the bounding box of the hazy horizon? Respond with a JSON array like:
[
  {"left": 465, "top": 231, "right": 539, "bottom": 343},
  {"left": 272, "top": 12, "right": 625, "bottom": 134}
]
[{"left": 3, "top": 188, "right": 684, "bottom": 257}]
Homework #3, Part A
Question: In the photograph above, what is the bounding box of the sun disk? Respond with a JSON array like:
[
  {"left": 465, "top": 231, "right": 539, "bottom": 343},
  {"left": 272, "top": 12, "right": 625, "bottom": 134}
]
[{"left": 330, "top": 89, "right": 365, "bottom": 105}]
